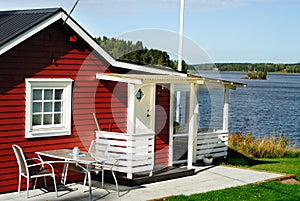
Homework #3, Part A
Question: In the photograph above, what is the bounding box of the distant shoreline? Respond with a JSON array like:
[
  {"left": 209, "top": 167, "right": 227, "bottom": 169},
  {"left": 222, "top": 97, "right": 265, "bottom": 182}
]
[{"left": 212, "top": 71, "right": 300, "bottom": 75}]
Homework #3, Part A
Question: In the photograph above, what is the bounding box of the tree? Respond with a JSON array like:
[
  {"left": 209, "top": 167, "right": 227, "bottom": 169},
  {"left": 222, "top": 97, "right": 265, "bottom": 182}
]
[{"left": 95, "top": 36, "right": 188, "bottom": 73}]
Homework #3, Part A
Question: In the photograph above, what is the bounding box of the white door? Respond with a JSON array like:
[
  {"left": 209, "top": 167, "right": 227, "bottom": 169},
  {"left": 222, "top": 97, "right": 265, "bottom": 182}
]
[{"left": 134, "top": 84, "right": 155, "bottom": 134}]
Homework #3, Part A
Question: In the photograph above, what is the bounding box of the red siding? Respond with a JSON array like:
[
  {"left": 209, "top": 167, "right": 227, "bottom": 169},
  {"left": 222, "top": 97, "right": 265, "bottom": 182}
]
[
  {"left": 0, "top": 21, "right": 127, "bottom": 193},
  {"left": 154, "top": 84, "right": 170, "bottom": 167}
]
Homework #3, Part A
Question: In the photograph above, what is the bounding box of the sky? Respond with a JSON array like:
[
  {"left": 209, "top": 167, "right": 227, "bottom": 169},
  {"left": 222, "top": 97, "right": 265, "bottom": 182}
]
[{"left": 1, "top": 0, "right": 299, "bottom": 64}]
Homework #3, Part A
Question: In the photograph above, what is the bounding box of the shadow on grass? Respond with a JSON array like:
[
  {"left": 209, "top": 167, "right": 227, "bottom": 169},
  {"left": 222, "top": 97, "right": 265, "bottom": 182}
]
[{"left": 223, "top": 148, "right": 279, "bottom": 167}]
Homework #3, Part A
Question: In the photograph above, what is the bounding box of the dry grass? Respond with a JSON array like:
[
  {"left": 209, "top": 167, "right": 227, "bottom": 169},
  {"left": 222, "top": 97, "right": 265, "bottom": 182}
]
[{"left": 228, "top": 132, "right": 300, "bottom": 158}]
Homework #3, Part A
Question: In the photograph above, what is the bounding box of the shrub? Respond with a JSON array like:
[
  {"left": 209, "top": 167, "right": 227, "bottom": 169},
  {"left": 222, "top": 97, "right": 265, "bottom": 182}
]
[{"left": 228, "top": 132, "right": 300, "bottom": 158}]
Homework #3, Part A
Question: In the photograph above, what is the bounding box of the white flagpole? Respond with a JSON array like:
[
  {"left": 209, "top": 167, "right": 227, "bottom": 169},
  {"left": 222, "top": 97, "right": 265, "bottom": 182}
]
[
  {"left": 176, "top": 0, "right": 185, "bottom": 123},
  {"left": 177, "top": 0, "right": 185, "bottom": 72}
]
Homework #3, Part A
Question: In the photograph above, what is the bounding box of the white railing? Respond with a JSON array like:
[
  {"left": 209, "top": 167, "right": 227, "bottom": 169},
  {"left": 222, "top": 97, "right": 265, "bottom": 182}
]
[
  {"left": 95, "top": 131, "right": 155, "bottom": 179},
  {"left": 196, "top": 129, "right": 228, "bottom": 160}
]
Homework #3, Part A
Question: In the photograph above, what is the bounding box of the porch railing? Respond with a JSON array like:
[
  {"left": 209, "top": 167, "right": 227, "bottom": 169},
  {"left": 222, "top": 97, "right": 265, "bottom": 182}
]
[
  {"left": 196, "top": 129, "right": 228, "bottom": 160},
  {"left": 95, "top": 131, "right": 155, "bottom": 179}
]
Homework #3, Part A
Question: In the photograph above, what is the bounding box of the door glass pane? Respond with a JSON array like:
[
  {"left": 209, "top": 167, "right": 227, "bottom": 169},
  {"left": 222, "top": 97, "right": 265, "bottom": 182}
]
[
  {"left": 33, "top": 102, "right": 42, "bottom": 113},
  {"left": 44, "top": 89, "right": 53, "bottom": 100},
  {"left": 33, "top": 90, "right": 42, "bottom": 100},
  {"left": 43, "top": 114, "right": 52, "bottom": 125},
  {"left": 54, "top": 114, "right": 62, "bottom": 124},
  {"left": 55, "top": 89, "right": 63, "bottom": 100},
  {"left": 32, "top": 114, "right": 42, "bottom": 126},
  {"left": 44, "top": 102, "right": 52, "bottom": 112},
  {"left": 54, "top": 102, "right": 62, "bottom": 112}
]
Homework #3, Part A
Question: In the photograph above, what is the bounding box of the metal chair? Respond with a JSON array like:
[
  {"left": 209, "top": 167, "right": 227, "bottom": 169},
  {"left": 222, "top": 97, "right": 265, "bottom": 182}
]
[
  {"left": 12, "top": 144, "right": 58, "bottom": 198},
  {"left": 64, "top": 140, "right": 119, "bottom": 196},
  {"left": 88, "top": 140, "right": 120, "bottom": 197}
]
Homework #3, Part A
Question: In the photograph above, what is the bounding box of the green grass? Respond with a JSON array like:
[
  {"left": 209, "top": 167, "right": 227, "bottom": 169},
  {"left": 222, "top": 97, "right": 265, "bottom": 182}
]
[
  {"left": 249, "top": 158, "right": 300, "bottom": 180},
  {"left": 167, "top": 182, "right": 300, "bottom": 201},
  {"left": 166, "top": 154, "right": 300, "bottom": 201}
]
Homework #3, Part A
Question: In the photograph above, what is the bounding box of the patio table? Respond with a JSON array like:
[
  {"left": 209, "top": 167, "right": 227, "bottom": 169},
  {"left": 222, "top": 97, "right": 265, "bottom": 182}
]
[{"left": 36, "top": 148, "right": 109, "bottom": 201}]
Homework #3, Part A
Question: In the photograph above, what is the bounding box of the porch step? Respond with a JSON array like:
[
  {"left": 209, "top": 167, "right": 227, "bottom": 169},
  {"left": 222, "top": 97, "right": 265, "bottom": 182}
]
[{"left": 99, "top": 166, "right": 195, "bottom": 186}]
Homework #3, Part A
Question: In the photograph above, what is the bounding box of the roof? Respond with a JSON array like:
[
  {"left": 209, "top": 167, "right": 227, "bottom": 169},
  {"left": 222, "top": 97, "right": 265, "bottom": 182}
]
[
  {"left": 0, "top": 8, "right": 62, "bottom": 47},
  {"left": 96, "top": 73, "right": 203, "bottom": 85},
  {"left": 96, "top": 73, "right": 246, "bottom": 88}
]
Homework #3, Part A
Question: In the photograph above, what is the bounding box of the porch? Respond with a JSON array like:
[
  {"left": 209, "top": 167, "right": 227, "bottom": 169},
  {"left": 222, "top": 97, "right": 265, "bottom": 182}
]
[{"left": 96, "top": 73, "right": 245, "bottom": 179}]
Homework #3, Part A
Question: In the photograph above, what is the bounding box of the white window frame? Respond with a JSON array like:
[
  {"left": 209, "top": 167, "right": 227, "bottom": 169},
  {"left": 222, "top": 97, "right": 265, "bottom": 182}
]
[{"left": 25, "top": 78, "right": 73, "bottom": 138}]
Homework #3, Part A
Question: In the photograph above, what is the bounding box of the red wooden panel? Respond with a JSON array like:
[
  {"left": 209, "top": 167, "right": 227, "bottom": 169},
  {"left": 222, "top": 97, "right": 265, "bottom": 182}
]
[
  {"left": 154, "top": 84, "right": 170, "bottom": 167},
  {"left": 0, "top": 21, "right": 124, "bottom": 193}
]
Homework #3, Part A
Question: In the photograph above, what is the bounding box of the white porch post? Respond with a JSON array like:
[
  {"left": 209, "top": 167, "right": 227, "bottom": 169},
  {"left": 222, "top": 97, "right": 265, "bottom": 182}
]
[
  {"left": 223, "top": 87, "right": 229, "bottom": 131},
  {"left": 127, "top": 83, "right": 136, "bottom": 179},
  {"left": 187, "top": 83, "right": 198, "bottom": 169},
  {"left": 168, "top": 84, "right": 175, "bottom": 166},
  {"left": 127, "top": 83, "right": 136, "bottom": 135}
]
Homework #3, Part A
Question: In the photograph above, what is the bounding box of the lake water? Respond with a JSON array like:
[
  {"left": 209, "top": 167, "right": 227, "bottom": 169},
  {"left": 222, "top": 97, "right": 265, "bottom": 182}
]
[{"left": 197, "top": 71, "right": 300, "bottom": 148}]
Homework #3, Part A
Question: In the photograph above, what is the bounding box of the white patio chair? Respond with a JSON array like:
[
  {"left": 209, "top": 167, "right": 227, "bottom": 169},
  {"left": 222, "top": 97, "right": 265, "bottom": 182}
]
[
  {"left": 12, "top": 144, "right": 58, "bottom": 198},
  {"left": 88, "top": 140, "right": 120, "bottom": 197},
  {"left": 64, "top": 140, "right": 119, "bottom": 196}
]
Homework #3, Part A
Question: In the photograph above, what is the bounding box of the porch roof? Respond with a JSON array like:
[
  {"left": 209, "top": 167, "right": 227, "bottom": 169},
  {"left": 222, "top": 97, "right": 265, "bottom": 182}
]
[{"left": 96, "top": 73, "right": 246, "bottom": 88}]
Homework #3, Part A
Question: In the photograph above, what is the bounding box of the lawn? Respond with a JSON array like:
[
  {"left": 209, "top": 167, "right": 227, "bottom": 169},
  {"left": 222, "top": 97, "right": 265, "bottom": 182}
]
[
  {"left": 166, "top": 155, "right": 300, "bottom": 201},
  {"left": 167, "top": 182, "right": 300, "bottom": 201},
  {"left": 250, "top": 158, "right": 300, "bottom": 180}
]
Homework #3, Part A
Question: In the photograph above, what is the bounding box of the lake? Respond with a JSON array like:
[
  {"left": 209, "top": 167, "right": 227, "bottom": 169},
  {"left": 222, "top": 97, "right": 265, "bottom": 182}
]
[{"left": 197, "top": 71, "right": 300, "bottom": 148}]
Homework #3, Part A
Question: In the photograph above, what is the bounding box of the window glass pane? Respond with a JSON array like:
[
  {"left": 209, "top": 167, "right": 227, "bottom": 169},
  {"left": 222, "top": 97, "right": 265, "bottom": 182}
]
[
  {"left": 33, "top": 90, "right": 42, "bottom": 100},
  {"left": 44, "top": 102, "right": 52, "bottom": 112},
  {"left": 32, "top": 115, "right": 42, "bottom": 126},
  {"left": 54, "top": 114, "right": 62, "bottom": 124},
  {"left": 33, "top": 102, "right": 42, "bottom": 113},
  {"left": 55, "top": 89, "right": 63, "bottom": 100},
  {"left": 54, "top": 102, "right": 62, "bottom": 112},
  {"left": 43, "top": 114, "right": 52, "bottom": 125},
  {"left": 44, "top": 89, "right": 53, "bottom": 100}
]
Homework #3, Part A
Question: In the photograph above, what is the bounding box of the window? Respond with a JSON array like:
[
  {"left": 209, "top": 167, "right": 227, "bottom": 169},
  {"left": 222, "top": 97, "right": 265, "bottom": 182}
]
[{"left": 25, "top": 78, "right": 73, "bottom": 138}]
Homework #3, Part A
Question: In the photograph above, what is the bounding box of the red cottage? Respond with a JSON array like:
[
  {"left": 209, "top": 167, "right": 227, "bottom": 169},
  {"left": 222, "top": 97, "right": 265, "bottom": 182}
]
[{"left": 0, "top": 8, "right": 244, "bottom": 193}]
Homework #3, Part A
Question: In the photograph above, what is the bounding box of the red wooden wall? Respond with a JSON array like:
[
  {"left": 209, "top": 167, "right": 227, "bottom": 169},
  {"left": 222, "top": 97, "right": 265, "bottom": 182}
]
[
  {"left": 154, "top": 84, "right": 170, "bottom": 167},
  {"left": 0, "top": 20, "right": 127, "bottom": 193}
]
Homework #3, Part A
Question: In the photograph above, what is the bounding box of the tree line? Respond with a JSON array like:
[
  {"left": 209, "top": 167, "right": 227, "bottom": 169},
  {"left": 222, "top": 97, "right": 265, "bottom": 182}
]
[
  {"left": 95, "top": 36, "right": 188, "bottom": 73},
  {"left": 215, "top": 63, "right": 300, "bottom": 73},
  {"left": 95, "top": 36, "right": 299, "bottom": 74}
]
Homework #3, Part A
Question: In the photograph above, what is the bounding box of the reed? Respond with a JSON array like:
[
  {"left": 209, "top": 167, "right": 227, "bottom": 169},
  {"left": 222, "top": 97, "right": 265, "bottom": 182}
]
[{"left": 228, "top": 132, "right": 300, "bottom": 158}]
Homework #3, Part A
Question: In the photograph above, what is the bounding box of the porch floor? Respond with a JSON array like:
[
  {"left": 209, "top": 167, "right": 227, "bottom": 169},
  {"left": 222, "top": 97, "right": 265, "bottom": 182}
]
[
  {"left": 0, "top": 166, "right": 285, "bottom": 201},
  {"left": 101, "top": 166, "right": 195, "bottom": 186}
]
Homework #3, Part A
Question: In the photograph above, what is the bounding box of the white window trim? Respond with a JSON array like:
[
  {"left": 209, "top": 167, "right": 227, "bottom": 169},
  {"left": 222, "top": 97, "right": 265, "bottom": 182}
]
[{"left": 25, "top": 78, "right": 73, "bottom": 138}]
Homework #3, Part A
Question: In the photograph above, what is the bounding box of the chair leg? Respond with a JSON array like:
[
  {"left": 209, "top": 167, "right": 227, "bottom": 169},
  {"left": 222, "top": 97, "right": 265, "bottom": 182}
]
[
  {"left": 44, "top": 176, "right": 47, "bottom": 189},
  {"left": 111, "top": 169, "right": 119, "bottom": 197},
  {"left": 83, "top": 173, "right": 87, "bottom": 192},
  {"left": 18, "top": 174, "right": 21, "bottom": 193},
  {"left": 26, "top": 177, "right": 30, "bottom": 198},
  {"left": 101, "top": 169, "right": 104, "bottom": 189},
  {"left": 52, "top": 174, "right": 58, "bottom": 197},
  {"left": 33, "top": 177, "right": 38, "bottom": 190}
]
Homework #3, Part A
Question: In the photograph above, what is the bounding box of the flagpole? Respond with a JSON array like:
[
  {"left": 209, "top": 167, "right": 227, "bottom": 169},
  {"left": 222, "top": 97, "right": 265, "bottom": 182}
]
[
  {"left": 176, "top": 0, "right": 185, "bottom": 123},
  {"left": 177, "top": 0, "right": 185, "bottom": 72}
]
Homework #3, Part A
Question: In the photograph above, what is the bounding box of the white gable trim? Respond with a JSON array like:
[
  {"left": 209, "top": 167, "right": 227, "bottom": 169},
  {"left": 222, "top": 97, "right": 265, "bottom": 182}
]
[{"left": 0, "top": 9, "right": 182, "bottom": 75}]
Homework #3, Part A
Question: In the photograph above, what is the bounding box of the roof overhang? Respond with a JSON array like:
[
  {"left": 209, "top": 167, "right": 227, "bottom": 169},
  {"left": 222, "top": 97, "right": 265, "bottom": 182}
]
[
  {"left": 96, "top": 73, "right": 204, "bottom": 85},
  {"left": 96, "top": 73, "right": 246, "bottom": 88}
]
